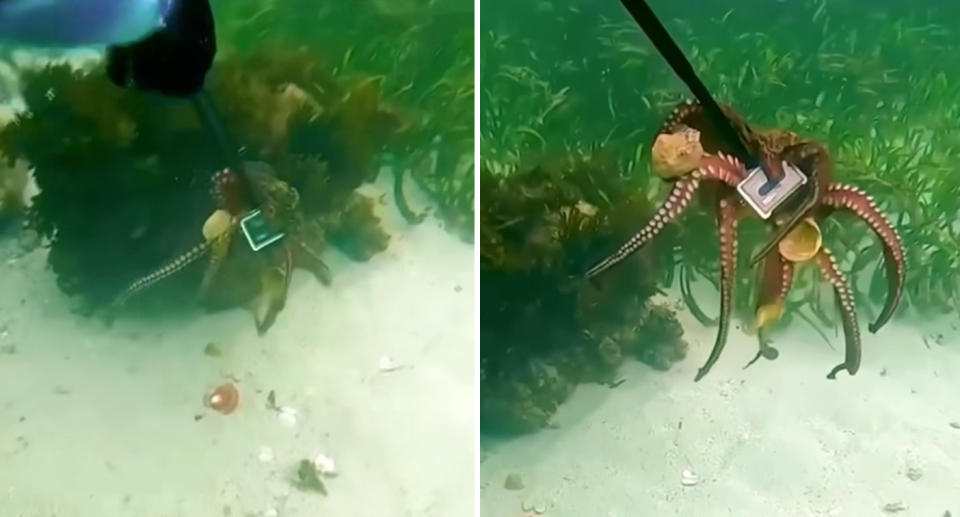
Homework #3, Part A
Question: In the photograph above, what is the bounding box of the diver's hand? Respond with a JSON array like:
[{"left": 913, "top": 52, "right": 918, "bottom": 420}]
[{"left": 106, "top": 0, "right": 216, "bottom": 98}]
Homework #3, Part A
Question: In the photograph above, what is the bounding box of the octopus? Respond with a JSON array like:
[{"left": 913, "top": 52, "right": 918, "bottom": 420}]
[
  {"left": 586, "top": 100, "right": 905, "bottom": 381},
  {"left": 107, "top": 161, "right": 332, "bottom": 335}
]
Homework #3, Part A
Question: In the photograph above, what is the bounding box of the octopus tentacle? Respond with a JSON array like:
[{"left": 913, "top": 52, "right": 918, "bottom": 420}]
[
  {"left": 815, "top": 247, "right": 862, "bottom": 379},
  {"left": 659, "top": 99, "right": 756, "bottom": 160},
  {"left": 660, "top": 99, "right": 701, "bottom": 134},
  {"left": 292, "top": 239, "right": 333, "bottom": 285},
  {"left": 585, "top": 174, "right": 699, "bottom": 278},
  {"left": 821, "top": 183, "right": 904, "bottom": 333},
  {"left": 110, "top": 241, "right": 212, "bottom": 310},
  {"left": 585, "top": 154, "right": 745, "bottom": 279},
  {"left": 679, "top": 263, "right": 718, "bottom": 326},
  {"left": 694, "top": 193, "right": 740, "bottom": 382},
  {"left": 198, "top": 221, "right": 238, "bottom": 300},
  {"left": 251, "top": 246, "right": 294, "bottom": 335},
  {"left": 212, "top": 167, "right": 248, "bottom": 216},
  {"left": 745, "top": 251, "right": 794, "bottom": 369}
]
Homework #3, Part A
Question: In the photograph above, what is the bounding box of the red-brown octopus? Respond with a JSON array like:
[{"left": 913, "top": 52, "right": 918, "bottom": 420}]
[
  {"left": 586, "top": 100, "right": 905, "bottom": 381},
  {"left": 106, "top": 161, "right": 331, "bottom": 334}
]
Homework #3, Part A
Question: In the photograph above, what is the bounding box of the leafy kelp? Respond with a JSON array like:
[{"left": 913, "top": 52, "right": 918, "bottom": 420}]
[
  {"left": 217, "top": 0, "right": 474, "bottom": 241},
  {"left": 480, "top": 150, "right": 688, "bottom": 434},
  {"left": 0, "top": 50, "right": 401, "bottom": 314}
]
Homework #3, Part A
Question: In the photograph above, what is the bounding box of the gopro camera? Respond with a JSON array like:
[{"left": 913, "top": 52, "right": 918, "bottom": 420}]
[
  {"left": 240, "top": 209, "right": 285, "bottom": 252},
  {"left": 736, "top": 161, "right": 807, "bottom": 220}
]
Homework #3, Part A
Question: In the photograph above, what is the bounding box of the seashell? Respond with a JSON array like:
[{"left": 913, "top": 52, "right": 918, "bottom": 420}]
[
  {"left": 277, "top": 406, "right": 298, "bottom": 427},
  {"left": 379, "top": 355, "right": 399, "bottom": 372},
  {"left": 202, "top": 209, "right": 233, "bottom": 241},
  {"left": 257, "top": 446, "right": 275, "bottom": 463},
  {"left": 680, "top": 468, "right": 699, "bottom": 487},
  {"left": 778, "top": 217, "right": 822, "bottom": 263},
  {"left": 313, "top": 453, "right": 337, "bottom": 477},
  {"left": 205, "top": 382, "right": 239, "bottom": 414},
  {"left": 651, "top": 128, "right": 704, "bottom": 179}
]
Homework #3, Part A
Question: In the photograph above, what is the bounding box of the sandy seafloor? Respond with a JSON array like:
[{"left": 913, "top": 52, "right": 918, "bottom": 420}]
[
  {"left": 480, "top": 295, "right": 960, "bottom": 517},
  {"left": 0, "top": 175, "right": 475, "bottom": 517}
]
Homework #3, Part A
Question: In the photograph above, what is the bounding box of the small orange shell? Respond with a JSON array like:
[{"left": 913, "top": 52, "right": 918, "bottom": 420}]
[
  {"left": 778, "top": 217, "right": 822, "bottom": 263},
  {"left": 205, "top": 382, "right": 239, "bottom": 414}
]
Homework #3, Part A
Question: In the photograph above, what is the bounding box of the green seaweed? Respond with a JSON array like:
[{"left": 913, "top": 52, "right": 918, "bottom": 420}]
[
  {"left": 217, "top": 0, "right": 475, "bottom": 238},
  {"left": 0, "top": 49, "right": 404, "bottom": 311},
  {"left": 480, "top": 151, "right": 688, "bottom": 434},
  {"left": 294, "top": 459, "right": 327, "bottom": 495}
]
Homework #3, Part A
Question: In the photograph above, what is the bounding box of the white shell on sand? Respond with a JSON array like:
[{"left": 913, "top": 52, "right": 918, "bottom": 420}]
[
  {"left": 277, "top": 406, "right": 298, "bottom": 427},
  {"left": 680, "top": 469, "right": 699, "bottom": 487},
  {"left": 314, "top": 453, "right": 337, "bottom": 477},
  {"left": 379, "top": 355, "right": 399, "bottom": 372},
  {"left": 257, "top": 446, "right": 275, "bottom": 463}
]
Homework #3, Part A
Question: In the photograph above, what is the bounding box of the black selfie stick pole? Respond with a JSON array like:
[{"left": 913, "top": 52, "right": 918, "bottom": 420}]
[
  {"left": 617, "top": 0, "right": 779, "bottom": 188},
  {"left": 189, "top": 90, "right": 264, "bottom": 206},
  {"left": 191, "top": 91, "right": 241, "bottom": 168}
]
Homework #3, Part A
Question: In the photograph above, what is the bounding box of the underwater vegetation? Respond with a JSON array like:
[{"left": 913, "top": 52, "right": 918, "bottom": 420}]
[
  {"left": 481, "top": 0, "right": 960, "bottom": 432},
  {"left": 217, "top": 0, "right": 475, "bottom": 241},
  {"left": 0, "top": 49, "right": 402, "bottom": 329},
  {"left": 0, "top": 0, "right": 473, "bottom": 331},
  {"left": 480, "top": 151, "right": 688, "bottom": 434}
]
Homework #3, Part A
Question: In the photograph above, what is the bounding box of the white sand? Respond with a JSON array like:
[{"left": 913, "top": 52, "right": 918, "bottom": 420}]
[
  {"left": 480, "top": 295, "right": 960, "bottom": 517},
  {"left": 0, "top": 176, "right": 474, "bottom": 517}
]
